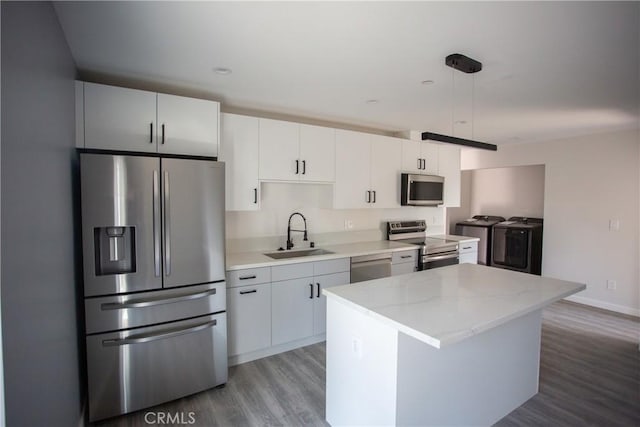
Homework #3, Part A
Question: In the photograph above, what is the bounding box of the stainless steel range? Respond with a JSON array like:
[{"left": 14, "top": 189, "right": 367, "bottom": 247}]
[{"left": 387, "top": 220, "right": 459, "bottom": 270}]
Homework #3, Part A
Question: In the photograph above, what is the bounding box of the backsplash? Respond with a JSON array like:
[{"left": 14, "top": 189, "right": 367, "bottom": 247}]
[{"left": 226, "top": 182, "right": 444, "bottom": 252}]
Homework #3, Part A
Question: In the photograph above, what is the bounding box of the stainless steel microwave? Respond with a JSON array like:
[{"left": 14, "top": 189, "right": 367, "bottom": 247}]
[{"left": 400, "top": 173, "right": 444, "bottom": 206}]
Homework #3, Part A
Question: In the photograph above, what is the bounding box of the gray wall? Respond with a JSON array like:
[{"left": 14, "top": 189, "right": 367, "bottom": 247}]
[{"left": 1, "top": 2, "right": 82, "bottom": 426}]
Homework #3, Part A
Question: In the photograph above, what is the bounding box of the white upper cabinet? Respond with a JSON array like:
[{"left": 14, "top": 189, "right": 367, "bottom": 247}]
[
  {"left": 334, "top": 130, "right": 401, "bottom": 209},
  {"left": 84, "top": 82, "right": 157, "bottom": 152},
  {"left": 299, "top": 124, "right": 335, "bottom": 182},
  {"left": 259, "top": 118, "right": 300, "bottom": 180},
  {"left": 334, "top": 130, "right": 371, "bottom": 209},
  {"left": 156, "top": 93, "right": 219, "bottom": 157},
  {"left": 438, "top": 144, "right": 461, "bottom": 207},
  {"left": 370, "top": 135, "right": 402, "bottom": 208},
  {"left": 220, "top": 113, "right": 260, "bottom": 211},
  {"left": 259, "top": 118, "right": 335, "bottom": 182},
  {"left": 401, "top": 139, "right": 438, "bottom": 175},
  {"left": 80, "top": 82, "right": 219, "bottom": 157}
]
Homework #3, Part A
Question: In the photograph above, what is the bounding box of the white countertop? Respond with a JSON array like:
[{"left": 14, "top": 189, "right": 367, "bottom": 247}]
[
  {"left": 323, "top": 263, "right": 585, "bottom": 349},
  {"left": 226, "top": 240, "right": 417, "bottom": 271},
  {"left": 431, "top": 234, "right": 480, "bottom": 243}
]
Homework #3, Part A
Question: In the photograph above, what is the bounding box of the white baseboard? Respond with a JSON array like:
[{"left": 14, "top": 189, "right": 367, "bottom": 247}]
[
  {"left": 228, "top": 334, "right": 326, "bottom": 367},
  {"left": 563, "top": 295, "right": 640, "bottom": 317}
]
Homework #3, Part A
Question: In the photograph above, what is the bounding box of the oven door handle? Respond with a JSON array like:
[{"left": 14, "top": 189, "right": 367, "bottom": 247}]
[
  {"left": 423, "top": 253, "right": 459, "bottom": 262},
  {"left": 102, "top": 319, "right": 217, "bottom": 347}
]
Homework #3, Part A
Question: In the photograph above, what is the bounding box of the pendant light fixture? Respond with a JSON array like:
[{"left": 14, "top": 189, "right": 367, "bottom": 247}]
[{"left": 422, "top": 53, "right": 497, "bottom": 151}]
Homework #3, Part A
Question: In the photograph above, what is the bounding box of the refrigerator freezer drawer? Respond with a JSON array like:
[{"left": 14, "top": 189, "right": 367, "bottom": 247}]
[
  {"left": 86, "top": 312, "right": 228, "bottom": 422},
  {"left": 84, "top": 282, "right": 226, "bottom": 334}
]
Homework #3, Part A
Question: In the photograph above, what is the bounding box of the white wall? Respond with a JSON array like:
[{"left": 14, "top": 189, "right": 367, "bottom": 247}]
[
  {"left": 226, "top": 183, "right": 444, "bottom": 252},
  {"left": 1, "top": 2, "right": 82, "bottom": 426},
  {"left": 446, "top": 170, "right": 472, "bottom": 234},
  {"left": 462, "top": 130, "right": 639, "bottom": 316},
  {"left": 469, "top": 165, "right": 545, "bottom": 219}
]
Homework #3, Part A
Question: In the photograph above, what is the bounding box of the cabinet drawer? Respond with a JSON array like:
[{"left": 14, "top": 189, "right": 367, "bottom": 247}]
[
  {"left": 272, "top": 262, "right": 314, "bottom": 282},
  {"left": 392, "top": 250, "right": 418, "bottom": 264},
  {"left": 227, "top": 283, "right": 271, "bottom": 357},
  {"left": 459, "top": 241, "right": 478, "bottom": 254},
  {"left": 314, "top": 258, "right": 350, "bottom": 276},
  {"left": 227, "top": 267, "right": 271, "bottom": 288}
]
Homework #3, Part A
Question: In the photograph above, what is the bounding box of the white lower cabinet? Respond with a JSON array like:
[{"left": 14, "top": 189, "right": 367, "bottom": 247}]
[
  {"left": 458, "top": 241, "right": 479, "bottom": 264},
  {"left": 227, "top": 283, "right": 272, "bottom": 356},
  {"left": 313, "top": 271, "right": 351, "bottom": 335},
  {"left": 391, "top": 249, "right": 419, "bottom": 276},
  {"left": 272, "top": 277, "right": 315, "bottom": 346},
  {"left": 227, "top": 257, "right": 350, "bottom": 363},
  {"left": 271, "top": 259, "right": 350, "bottom": 346}
]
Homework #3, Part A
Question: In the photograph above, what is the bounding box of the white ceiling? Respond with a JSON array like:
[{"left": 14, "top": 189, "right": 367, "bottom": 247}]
[{"left": 54, "top": 1, "right": 639, "bottom": 146}]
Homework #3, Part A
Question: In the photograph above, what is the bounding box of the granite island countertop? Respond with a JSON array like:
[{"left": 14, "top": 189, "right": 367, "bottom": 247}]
[{"left": 323, "top": 263, "right": 585, "bottom": 349}]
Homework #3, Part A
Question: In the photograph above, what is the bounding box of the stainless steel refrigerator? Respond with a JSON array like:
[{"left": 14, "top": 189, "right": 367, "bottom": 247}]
[{"left": 80, "top": 152, "right": 227, "bottom": 422}]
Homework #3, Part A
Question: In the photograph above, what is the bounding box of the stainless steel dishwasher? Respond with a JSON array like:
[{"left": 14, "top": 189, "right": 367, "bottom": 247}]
[{"left": 350, "top": 253, "right": 392, "bottom": 283}]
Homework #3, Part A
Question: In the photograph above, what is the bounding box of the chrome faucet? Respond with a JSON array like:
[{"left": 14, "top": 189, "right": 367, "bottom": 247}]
[{"left": 286, "top": 212, "right": 308, "bottom": 250}]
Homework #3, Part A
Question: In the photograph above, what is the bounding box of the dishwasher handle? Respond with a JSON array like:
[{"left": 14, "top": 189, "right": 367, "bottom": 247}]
[{"left": 351, "top": 253, "right": 392, "bottom": 264}]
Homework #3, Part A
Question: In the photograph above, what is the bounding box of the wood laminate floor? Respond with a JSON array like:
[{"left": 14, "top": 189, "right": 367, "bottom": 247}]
[{"left": 95, "top": 301, "right": 639, "bottom": 426}]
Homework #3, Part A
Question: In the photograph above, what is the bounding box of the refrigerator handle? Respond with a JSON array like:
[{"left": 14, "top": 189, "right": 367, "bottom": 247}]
[
  {"left": 163, "top": 170, "right": 171, "bottom": 276},
  {"left": 153, "top": 170, "right": 161, "bottom": 277}
]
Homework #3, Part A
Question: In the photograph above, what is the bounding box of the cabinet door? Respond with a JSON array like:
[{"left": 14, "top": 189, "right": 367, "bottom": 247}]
[
  {"left": 271, "top": 278, "right": 314, "bottom": 346},
  {"left": 157, "top": 93, "right": 219, "bottom": 157},
  {"left": 313, "top": 272, "right": 350, "bottom": 335},
  {"left": 370, "top": 135, "right": 402, "bottom": 208},
  {"left": 220, "top": 114, "right": 260, "bottom": 211},
  {"left": 438, "top": 144, "right": 461, "bottom": 207},
  {"left": 459, "top": 251, "right": 478, "bottom": 264},
  {"left": 227, "top": 283, "right": 271, "bottom": 356},
  {"left": 334, "top": 130, "right": 371, "bottom": 209},
  {"left": 299, "top": 124, "right": 335, "bottom": 182},
  {"left": 84, "top": 82, "right": 157, "bottom": 152},
  {"left": 401, "top": 139, "right": 421, "bottom": 173},
  {"left": 259, "top": 118, "right": 300, "bottom": 180},
  {"left": 421, "top": 142, "right": 439, "bottom": 175}
]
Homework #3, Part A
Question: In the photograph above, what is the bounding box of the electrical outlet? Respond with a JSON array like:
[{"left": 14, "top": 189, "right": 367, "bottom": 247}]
[
  {"left": 351, "top": 337, "right": 363, "bottom": 359},
  {"left": 606, "top": 279, "right": 617, "bottom": 290},
  {"left": 609, "top": 219, "right": 620, "bottom": 231},
  {"left": 347, "top": 220, "right": 354, "bottom": 229}
]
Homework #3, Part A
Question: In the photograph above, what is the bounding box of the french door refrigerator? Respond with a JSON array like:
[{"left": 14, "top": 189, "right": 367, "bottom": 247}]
[{"left": 80, "top": 152, "right": 227, "bottom": 422}]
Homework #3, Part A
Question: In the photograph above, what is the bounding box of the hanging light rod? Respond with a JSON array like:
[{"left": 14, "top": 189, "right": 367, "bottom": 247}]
[
  {"left": 421, "top": 53, "right": 497, "bottom": 151},
  {"left": 421, "top": 132, "right": 497, "bottom": 151}
]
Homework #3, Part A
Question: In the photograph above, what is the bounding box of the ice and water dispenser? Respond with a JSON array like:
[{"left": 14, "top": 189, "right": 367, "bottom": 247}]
[{"left": 93, "top": 226, "right": 136, "bottom": 275}]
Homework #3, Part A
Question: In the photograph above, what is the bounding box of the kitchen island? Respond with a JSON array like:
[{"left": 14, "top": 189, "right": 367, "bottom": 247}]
[{"left": 323, "top": 263, "right": 585, "bottom": 426}]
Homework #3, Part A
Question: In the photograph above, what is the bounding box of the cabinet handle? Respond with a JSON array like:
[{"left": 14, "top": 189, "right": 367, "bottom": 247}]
[
  {"left": 417, "top": 158, "right": 421, "bottom": 170},
  {"left": 253, "top": 188, "right": 258, "bottom": 204},
  {"left": 463, "top": 246, "right": 472, "bottom": 250},
  {"left": 149, "top": 123, "right": 154, "bottom": 143},
  {"left": 401, "top": 255, "right": 412, "bottom": 259},
  {"left": 372, "top": 190, "right": 376, "bottom": 203},
  {"left": 239, "top": 289, "right": 257, "bottom": 295},
  {"left": 316, "top": 283, "right": 320, "bottom": 298},
  {"left": 302, "top": 160, "right": 306, "bottom": 175},
  {"left": 422, "top": 158, "right": 426, "bottom": 170},
  {"left": 366, "top": 191, "right": 371, "bottom": 203},
  {"left": 239, "top": 275, "right": 256, "bottom": 280},
  {"left": 309, "top": 283, "right": 313, "bottom": 299},
  {"left": 161, "top": 124, "right": 166, "bottom": 144},
  {"left": 295, "top": 159, "right": 299, "bottom": 174}
]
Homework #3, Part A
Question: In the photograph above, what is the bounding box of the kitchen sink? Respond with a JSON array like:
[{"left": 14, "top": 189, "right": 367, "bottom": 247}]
[{"left": 264, "top": 248, "right": 334, "bottom": 259}]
